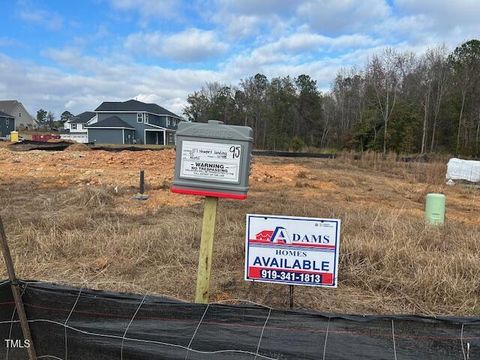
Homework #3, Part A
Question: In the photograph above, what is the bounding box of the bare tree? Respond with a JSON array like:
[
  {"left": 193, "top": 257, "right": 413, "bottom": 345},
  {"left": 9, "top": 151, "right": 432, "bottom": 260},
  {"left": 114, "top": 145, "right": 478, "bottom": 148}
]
[
  {"left": 332, "top": 68, "right": 366, "bottom": 146},
  {"left": 415, "top": 56, "right": 432, "bottom": 155},
  {"left": 366, "top": 49, "right": 405, "bottom": 154},
  {"left": 427, "top": 46, "right": 449, "bottom": 153},
  {"left": 448, "top": 40, "right": 480, "bottom": 154}
]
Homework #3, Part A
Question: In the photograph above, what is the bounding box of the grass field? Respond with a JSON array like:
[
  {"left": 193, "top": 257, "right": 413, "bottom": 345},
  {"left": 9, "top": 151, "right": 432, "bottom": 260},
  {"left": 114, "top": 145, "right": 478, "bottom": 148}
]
[{"left": 0, "top": 144, "right": 479, "bottom": 315}]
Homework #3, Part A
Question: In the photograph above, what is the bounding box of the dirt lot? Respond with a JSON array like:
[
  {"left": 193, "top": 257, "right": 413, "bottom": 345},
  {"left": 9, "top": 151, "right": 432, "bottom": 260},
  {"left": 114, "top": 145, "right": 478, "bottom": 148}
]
[{"left": 0, "top": 144, "right": 479, "bottom": 315}]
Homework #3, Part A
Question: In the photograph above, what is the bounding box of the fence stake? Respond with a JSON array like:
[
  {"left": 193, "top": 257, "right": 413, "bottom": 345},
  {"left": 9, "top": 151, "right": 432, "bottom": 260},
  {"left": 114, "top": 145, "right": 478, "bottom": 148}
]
[
  {"left": 139, "top": 170, "right": 145, "bottom": 194},
  {"left": 195, "top": 196, "right": 218, "bottom": 303},
  {"left": 0, "top": 216, "right": 37, "bottom": 360}
]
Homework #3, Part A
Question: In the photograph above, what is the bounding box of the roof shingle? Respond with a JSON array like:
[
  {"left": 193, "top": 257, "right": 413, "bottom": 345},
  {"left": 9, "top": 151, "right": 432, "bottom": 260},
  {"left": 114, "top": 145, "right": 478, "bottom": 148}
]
[
  {"left": 71, "top": 111, "right": 96, "bottom": 124},
  {"left": 0, "top": 110, "right": 14, "bottom": 118},
  {"left": 95, "top": 99, "right": 180, "bottom": 118},
  {"left": 87, "top": 116, "right": 135, "bottom": 129}
]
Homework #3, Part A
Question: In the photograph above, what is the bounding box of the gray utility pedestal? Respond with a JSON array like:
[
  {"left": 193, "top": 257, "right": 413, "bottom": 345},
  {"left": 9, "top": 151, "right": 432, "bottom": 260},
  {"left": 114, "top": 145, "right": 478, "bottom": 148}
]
[{"left": 171, "top": 120, "right": 253, "bottom": 199}]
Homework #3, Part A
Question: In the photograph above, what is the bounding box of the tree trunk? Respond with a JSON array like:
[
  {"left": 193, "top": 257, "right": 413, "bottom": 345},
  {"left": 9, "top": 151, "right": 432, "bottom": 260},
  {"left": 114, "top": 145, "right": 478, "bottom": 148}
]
[
  {"left": 430, "top": 79, "right": 445, "bottom": 153},
  {"left": 476, "top": 113, "right": 480, "bottom": 156},
  {"left": 321, "top": 113, "right": 330, "bottom": 148},
  {"left": 263, "top": 115, "right": 267, "bottom": 149},
  {"left": 456, "top": 90, "right": 466, "bottom": 155},
  {"left": 430, "top": 98, "right": 440, "bottom": 153},
  {"left": 383, "top": 90, "right": 389, "bottom": 155},
  {"left": 421, "top": 91, "right": 429, "bottom": 154}
]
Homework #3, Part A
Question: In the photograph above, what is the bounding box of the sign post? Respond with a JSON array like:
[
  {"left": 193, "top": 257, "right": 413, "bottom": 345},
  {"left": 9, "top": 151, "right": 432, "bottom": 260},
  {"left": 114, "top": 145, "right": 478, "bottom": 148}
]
[
  {"left": 195, "top": 196, "right": 219, "bottom": 303},
  {"left": 0, "top": 216, "right": 37, "bottom": 360},
  {"left": 171, "top": 120, "right": 253, "bottom": 303},
  {"left": 245, "top": 214, "right": 341, "bottom": 288}
]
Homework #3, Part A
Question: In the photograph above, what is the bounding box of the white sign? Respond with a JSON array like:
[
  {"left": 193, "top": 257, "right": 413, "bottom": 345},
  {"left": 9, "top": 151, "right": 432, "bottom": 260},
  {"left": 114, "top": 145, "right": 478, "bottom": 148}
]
[
  {"left": 180, "top": 141, "right": 242, "bottom": 183},
  {"left": 245, "top": 214, "right": 340, "bottom": 287}
]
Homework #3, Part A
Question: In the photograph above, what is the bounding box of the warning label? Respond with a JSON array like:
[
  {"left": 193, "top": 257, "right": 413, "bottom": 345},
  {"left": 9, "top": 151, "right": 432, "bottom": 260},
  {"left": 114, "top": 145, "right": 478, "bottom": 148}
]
[{"left": 180, "top": 141, "right": 241, "bottom": 183}]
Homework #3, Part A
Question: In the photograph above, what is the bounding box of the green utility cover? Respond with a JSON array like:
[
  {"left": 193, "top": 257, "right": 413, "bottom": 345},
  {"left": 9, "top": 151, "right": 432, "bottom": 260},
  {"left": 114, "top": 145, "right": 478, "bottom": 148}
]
[{"left": 425, "top": 193, "right": 446, "bottom": 225}]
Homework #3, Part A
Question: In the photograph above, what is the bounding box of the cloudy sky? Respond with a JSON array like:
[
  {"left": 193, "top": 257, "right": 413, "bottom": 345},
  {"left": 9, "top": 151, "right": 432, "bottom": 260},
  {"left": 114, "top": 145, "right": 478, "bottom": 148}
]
[{"left": 0, "top": 0, "right": 478, "bottom": 118}]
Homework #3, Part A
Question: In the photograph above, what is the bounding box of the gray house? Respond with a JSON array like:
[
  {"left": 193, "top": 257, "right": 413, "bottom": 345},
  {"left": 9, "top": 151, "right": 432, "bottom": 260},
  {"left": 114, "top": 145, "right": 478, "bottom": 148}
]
[
  {"left": 0, "top": 100, "right": 37, "bottom": 129},
  {"left": 87, "top": 99, "right": 181, "bottom": 145},
  {"left": 0, "top": 111, "right": 15, "bottom": 137}
]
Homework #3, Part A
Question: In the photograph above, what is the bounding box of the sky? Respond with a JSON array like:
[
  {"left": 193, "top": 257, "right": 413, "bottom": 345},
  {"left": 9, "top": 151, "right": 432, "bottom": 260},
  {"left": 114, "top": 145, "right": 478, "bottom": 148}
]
[{"left": 0, "top": 0, "right": 479, "bottom": 118}]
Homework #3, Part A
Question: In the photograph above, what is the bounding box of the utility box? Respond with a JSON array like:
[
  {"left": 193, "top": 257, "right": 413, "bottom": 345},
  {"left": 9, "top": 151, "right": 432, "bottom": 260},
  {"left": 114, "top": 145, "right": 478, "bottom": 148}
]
[
  {"left": 10, "top": 131, "right": 19, "bottom": 143},
  {"left": 171, "top": 120, "right": 253, "bottom": 200}
]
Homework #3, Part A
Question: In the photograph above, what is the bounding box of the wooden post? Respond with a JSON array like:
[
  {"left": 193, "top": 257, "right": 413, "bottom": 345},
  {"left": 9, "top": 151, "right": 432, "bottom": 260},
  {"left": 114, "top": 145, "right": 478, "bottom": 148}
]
[
  {"left": 195, "top": 196, "right": 218, "bottom": 303},
  {"left": 0, "top": 216, "right": 37, "bottom": 360}
]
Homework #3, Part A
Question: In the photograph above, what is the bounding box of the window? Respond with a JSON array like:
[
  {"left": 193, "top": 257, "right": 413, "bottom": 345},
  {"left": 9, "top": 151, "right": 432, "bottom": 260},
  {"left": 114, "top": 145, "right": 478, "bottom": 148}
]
[
  {"left": 71, "top": 123, "right": 77, "bottom": 130},
  {"left": 145, "top": 113, "right": 149, "bottom": 124},
  {"left": 6, "top": 119, "right": 9, "bottom": 127},
  {"left": 137, "top": 113, "right": 143, "bottom": 123},
  {"left": 18, "top": 113, "right": 21, "bottom": 117}
]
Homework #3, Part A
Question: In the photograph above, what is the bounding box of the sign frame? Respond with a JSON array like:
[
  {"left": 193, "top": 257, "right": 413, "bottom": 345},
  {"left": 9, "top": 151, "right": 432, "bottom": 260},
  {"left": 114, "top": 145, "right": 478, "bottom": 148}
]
[
  {"left": 171, "top": 120, "right": 253, "bottom": 200},
  {"left": 244, "top": 214, "right": 341, "bottom": 288}
]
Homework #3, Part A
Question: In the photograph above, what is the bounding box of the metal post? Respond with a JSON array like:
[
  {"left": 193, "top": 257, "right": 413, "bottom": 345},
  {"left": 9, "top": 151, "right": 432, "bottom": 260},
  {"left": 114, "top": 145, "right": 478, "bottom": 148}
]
[
  {"left": 139, "top": 170, "right": 145, "bottom": 195},
  {"left": 195, "top": 196, "right": 218, "bottom": 303},
  {"left": 0, "top": 216, "right": 37, "bottom": 360}
]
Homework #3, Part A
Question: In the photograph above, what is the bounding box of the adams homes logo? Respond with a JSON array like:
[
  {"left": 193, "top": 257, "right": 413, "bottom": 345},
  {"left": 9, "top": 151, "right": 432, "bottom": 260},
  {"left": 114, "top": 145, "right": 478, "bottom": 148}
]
[{"left": 253, "top": 226, "right": 331, "bottom": 244}]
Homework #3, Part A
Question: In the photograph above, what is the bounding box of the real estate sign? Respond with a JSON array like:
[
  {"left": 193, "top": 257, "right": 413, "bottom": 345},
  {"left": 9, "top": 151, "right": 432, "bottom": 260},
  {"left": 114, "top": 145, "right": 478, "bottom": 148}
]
[{"left": 245, "top": 214, "right": 340, "bottom": 287}]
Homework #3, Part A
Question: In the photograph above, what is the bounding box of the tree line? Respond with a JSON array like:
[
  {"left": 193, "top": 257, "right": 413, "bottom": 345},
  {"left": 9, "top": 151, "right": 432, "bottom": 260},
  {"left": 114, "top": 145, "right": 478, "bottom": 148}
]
[
  {"left": 35, "top": 109, "right": 74, "bottom": 129},
  {"left": 184, "top": 39, "right": 480, "bottom": 156}
]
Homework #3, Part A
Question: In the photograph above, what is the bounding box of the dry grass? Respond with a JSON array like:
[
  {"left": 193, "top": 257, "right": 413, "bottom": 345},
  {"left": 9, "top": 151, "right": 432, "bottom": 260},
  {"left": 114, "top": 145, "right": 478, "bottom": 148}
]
[
  {"left": 338, "top": 150, "right": 449, "bottom": 185},
  {"left": 0, "top": 150, "right": 479, "bottom": 316}
]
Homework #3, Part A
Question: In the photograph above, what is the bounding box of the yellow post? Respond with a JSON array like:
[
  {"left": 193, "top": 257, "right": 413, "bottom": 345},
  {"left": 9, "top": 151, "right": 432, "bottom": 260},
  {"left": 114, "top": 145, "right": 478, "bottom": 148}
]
[{"left": 195, "top": 196, "right": 218, "bottom": 303}]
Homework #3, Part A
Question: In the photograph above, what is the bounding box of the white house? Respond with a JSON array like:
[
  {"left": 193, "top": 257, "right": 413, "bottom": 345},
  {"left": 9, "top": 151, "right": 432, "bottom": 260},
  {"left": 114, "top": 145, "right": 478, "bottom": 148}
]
[{"left": 61, "top": 111, "right": 96, "bottom": 143}]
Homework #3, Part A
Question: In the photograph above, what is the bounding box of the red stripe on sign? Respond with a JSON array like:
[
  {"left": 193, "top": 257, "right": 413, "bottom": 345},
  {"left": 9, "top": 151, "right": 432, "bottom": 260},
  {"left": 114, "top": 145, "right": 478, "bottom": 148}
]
[
  {"left": 248, "top": 240, "right": 336, "bottom": 249},
  {"left": 248, "top": 266, "right": 334, "bottom": 285},
  {"left": 323, "top": 273, "right": 333, "bottom": 284},
  {"left": 249, "top": 267, "right": 262, "bottom": 278},
  {"left": 171, "top": 187, "right": 247, "bottom": 200}
]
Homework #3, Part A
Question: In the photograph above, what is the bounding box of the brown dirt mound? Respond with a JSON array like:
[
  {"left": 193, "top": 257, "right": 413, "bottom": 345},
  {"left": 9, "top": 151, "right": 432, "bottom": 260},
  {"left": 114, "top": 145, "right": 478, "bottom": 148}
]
[{"left": 66, "top": 143, "right": 91, "bottom": 151}]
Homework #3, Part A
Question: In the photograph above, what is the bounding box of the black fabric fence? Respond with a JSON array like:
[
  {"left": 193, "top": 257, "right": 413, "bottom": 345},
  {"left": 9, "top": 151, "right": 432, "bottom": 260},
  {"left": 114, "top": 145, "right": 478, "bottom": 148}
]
[
  {"left": 252, "top": 150, "right": 336, "bottom": 158},
  {"left": 0, "top": 280, "right": 478, "bottom": 359}
]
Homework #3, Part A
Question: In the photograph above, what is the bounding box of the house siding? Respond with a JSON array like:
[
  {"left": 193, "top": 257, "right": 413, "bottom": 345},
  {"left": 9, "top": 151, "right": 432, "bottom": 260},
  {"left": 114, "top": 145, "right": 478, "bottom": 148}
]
[
  {"left": 88, "top": 129, "right": 125, "bottom": 144},
  {"left": 146, "top": 114, "right": 164, "bottom": 127},
  {"left": 60, "top": 133, "right": 88, "bottom": 143},
  {"left": 15, "top": 103, "right": 35, "bottom": 128},
  {"left": 149, "top": 115, "right": 180, "bottom": 129},
  {"left": 64, "top": 121, "right": 89, "bottom": 133},
  {"left": 96, "top": 112, "right": 177, "bottom": 144},
  {"left": 0, "top": 117, "right": 15, "bottom": 137},
  {"left": 0, "top": 103, "right": 36, "bottom": 129},
  {"left": 92, "top": 100, "right": 181, "bottom": 145},
  {"left": 96, "top": 113, "right": 145, "bottom": 143}
]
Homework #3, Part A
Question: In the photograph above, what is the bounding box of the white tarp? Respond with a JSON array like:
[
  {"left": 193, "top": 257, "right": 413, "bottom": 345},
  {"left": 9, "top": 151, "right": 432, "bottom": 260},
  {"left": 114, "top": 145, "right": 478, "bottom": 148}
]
[{"left": 446, "top": 158, "right": 480, "bottom": 183}]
